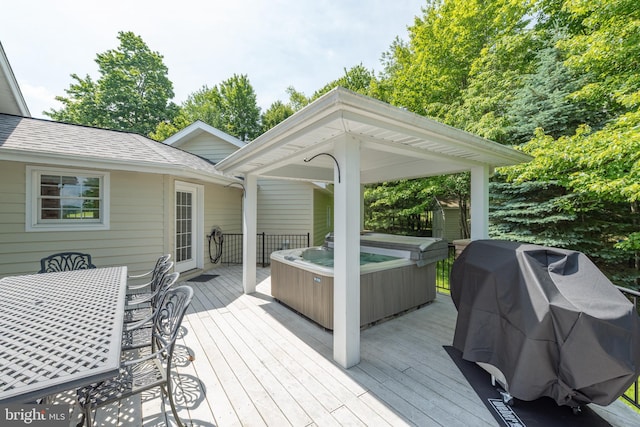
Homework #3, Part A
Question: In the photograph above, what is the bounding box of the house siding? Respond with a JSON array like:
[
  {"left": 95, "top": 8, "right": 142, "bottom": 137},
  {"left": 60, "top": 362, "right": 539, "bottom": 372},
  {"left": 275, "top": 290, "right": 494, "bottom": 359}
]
[
  {"left": 0, "top": 161, "right": 242, "bottom": 278},
  {"left": 257, "top": 179, "right": 312, "bottom": 235},
  {"left": 313, "top": 189, "right": 333, "bottom": 245},
  {"left": 173, "top": 130, "right": 319, "bottom": 244},
  {"left": 178, "top": 134, "right": 240, "bottom": 164},
  {"left": 433, "top": 207, "right": 464, "bottom": 243}
]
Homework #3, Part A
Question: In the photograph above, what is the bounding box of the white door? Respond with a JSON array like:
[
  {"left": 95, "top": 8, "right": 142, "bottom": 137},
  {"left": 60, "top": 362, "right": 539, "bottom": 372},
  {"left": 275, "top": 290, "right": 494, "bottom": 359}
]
[{"left": 175, "top": 182, "right": 202, "bottom": 272}]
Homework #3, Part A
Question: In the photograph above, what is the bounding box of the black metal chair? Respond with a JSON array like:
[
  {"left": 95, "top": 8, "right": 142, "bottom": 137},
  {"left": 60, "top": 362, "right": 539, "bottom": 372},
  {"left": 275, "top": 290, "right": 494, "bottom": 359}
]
[
  {"left": 122, "top": 271, "right": 181, "bottom": 351},
  {"left": 123, "top": 261, "right": 175, "bottom": 323},
  {"left": 77, "top": 285, "right": 194, "bottom": 427},
  {"left": 38, "top": 252, "right": 96, "bottom": 273},
  {"left": 127, "top": 254, "right": 172, "bottom": 292}
]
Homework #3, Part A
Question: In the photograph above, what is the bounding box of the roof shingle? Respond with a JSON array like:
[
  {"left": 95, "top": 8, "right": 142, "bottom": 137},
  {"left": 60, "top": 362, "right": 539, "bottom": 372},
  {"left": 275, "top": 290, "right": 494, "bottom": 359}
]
[{"left": 0, "top": 114, "right": 231, "bottom": 182}]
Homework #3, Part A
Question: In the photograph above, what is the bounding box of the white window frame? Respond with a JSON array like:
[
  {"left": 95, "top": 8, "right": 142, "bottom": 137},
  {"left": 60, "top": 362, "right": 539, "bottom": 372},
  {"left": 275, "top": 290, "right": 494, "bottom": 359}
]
[{"left": 26, "top": 166, "right": 110, "bottom": 232}]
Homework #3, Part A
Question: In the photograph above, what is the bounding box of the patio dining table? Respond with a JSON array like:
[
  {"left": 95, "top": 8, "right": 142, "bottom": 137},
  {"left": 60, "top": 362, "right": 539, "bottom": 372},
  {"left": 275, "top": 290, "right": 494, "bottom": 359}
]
[{"left": 0, "top": 266, "right": 127, "bottom": 404}]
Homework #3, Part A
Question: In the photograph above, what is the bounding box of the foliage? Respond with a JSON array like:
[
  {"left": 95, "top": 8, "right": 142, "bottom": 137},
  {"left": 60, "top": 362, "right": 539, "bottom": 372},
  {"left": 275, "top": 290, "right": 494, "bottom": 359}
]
[
  {"left": 364, "top": 173, "right": 471, "bottom": 238},
  {"left": 261, "top": 100, "right": 295, "bottom": 133},
  {"left": 379, "top": 0, "right": 531, "bottom": 118},
  {"left": 505, "top": 37, "right": 605, "bottom": 144},
  {"left": 558, "top": 0, "right": 640, "bottom": 114},
  {"left": 367, "top": 0, "right": 639, "bottom": 285},
  {"left": 311, "top": 64, "right": 379, "bottom": 100},
  {"left": 150, "top": 74, "right": 262, "bottom": 142},
  {"left": 46, "top": 31, "right": 177, "bottom": 136}
]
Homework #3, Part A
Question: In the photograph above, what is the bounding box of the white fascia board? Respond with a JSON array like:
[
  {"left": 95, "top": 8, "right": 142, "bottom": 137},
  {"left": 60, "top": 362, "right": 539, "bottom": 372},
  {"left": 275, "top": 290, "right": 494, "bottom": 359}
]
[
  {"left": 0, "top": 150, "right": 242, "bottom": 186},
  {"left": 216, "top": 91, "right": 345, "bottom": 174},
  {"left": 0, "top": 43, "right": 30, "bottom": 117},
  {"left": 164, "top": 120, "right": 245, "bottom": 149}
]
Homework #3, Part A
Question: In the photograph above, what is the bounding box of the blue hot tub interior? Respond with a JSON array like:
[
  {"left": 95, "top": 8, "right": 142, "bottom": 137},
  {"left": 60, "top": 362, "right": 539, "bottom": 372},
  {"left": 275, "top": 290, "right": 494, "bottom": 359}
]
[{"left": 301, "top": 247, "right": 399, "bottom": 268}]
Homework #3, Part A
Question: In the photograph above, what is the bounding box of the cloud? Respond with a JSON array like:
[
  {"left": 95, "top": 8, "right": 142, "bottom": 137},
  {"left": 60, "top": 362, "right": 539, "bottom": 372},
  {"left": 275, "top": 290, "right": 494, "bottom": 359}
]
[
  {"left": 3, "top": 0, "right": 424, "bottom": 118},
  {"left": 18, "top": 81, "right": 62, "bottom": 117}
]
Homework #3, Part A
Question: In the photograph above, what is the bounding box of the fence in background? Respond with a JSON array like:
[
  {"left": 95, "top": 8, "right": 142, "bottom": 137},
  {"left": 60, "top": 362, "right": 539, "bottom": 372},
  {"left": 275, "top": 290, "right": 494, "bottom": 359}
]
[
  {"left": 221, "top": 233, "right": 311, "bottom": 267},
  {"left": 617, "top": 286, "right": 640, "bottom": 409},
  {"left": 436, "top": 244, "right": 456, "bottom": 294}
]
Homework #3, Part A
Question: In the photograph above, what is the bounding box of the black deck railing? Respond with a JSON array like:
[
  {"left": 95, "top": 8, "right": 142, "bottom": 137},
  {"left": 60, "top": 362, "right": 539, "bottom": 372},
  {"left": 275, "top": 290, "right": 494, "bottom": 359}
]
[
  {"left": 221, "top": 233, "right": 311, "bottom": 267},
  {"left": 617, "top": 285, "right": 640, "bottom": 409},
  {"left": 436, "top": 244, "right": 456, "bottom": 294}
]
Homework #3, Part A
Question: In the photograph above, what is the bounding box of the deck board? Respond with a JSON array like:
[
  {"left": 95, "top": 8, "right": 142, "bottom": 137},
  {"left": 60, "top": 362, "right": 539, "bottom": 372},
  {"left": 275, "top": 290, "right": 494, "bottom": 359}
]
[{"left": 57, "top": 265, "right": 640, "bottom": 426}]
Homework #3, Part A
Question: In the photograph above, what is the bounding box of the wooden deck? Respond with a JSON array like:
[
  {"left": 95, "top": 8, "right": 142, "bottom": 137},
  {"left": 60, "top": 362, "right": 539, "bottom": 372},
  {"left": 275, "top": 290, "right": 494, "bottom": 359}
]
[{"left": 69, "top": 265, "right": 640, "bottom": 426}]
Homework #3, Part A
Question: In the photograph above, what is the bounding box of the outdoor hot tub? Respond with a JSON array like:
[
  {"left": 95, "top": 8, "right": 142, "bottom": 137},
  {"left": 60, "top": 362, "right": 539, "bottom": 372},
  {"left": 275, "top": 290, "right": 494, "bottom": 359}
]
[{"left": 270, "top": 232, "right": 448, "bottom": 329}]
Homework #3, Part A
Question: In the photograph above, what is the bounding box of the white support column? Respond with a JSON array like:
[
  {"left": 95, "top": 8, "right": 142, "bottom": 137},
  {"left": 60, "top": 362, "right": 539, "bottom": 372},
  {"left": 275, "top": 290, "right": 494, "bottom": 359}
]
[
  {"left": 333, "top": 135, "right": 361, "bottom": 368},
  {"left": 242, "top": 173, "right": 258, "bottom": 294},
  {"left": 470, "top": 164, "right": 490, "bottom": 240}
]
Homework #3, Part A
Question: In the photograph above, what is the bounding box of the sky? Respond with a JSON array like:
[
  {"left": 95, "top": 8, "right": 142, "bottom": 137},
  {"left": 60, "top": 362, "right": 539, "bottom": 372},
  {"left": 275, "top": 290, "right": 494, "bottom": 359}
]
[{"left": 1, "top": 0, "right": 425, "bottom": 119}]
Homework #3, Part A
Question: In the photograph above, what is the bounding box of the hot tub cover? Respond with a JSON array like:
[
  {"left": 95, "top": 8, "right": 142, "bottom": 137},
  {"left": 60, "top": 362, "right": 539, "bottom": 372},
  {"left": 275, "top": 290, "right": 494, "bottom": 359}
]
[{"left": 451, "top": 239, "right": 640, "bottom": 407}]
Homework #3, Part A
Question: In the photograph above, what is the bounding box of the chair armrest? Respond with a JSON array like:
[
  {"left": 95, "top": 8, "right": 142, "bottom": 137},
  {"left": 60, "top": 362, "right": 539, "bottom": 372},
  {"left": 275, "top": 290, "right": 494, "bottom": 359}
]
[
  {"left": 121, "top": 347, "right": 165, "bottom": 367},
  {"left": 127, "top": 280, "right": 152, "bottom": 291},
  {"left": 123, "top": 314, "right": 154, "bottom": 331},
  {"left": 128, "top": 269, "right": 152, "bottom": 279}
]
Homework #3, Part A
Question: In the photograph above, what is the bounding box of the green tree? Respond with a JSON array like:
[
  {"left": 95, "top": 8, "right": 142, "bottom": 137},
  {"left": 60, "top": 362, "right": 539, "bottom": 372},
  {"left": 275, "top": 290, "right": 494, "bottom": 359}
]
[
  {"left": 46, "top": 31, "right": 177, "bottom": 136},
  {"left": 261, "top": 100, "right": 295, "bottom": 133},
  {"left": 311, "top": 64, "right": 378, "bottom": 99},
  {"left": 505, "top": 38, "right": 602, "bottom": 144},
  {"left": 379, "top": 0, "right": 530, "bottom": 119},
  {"left": 217, "top": 74, "right": 262, "bottom": 141},
  {"left": 558, "top": 0, "right": 640, "bottom": 117},
  {"left": 364, "top": 173, "right": 471, "bottom": 238},
  {"left": 151, "top": 74, "right": 261, "bottom": 142}
]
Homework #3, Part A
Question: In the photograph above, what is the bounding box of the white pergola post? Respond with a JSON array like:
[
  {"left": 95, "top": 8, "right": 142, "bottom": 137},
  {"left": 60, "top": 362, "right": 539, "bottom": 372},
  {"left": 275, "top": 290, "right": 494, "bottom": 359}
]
[
  {"left": 333, "top": 135, "right": 361, "bottom": 368},
  {"left": 242, "top": 173, "right": 258, "bottom": 293},
  {"left": 470, "top": 164, "right": 490, "bottom": 240}
]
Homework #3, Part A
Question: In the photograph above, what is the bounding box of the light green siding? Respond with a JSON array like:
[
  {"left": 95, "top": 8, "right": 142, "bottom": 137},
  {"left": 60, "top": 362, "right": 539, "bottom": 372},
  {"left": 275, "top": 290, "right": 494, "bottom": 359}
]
[
  {"left": 313, "top": 189, "right": 333, "bottom": 245},
  {"left": 0, "top": 161, "right": 242, "bottom": 278},
  {"left": 178, "top": 134, "right": 241, "bottom": 164},
  {"left": 257, "top": 179, "right": 313, "bottom": 235}
]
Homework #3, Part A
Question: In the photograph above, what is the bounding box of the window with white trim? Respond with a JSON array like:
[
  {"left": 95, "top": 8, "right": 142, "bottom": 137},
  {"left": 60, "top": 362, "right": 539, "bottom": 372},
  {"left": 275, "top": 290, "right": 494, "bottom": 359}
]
[{"left": 27, "top": 166, "right": 110, "bottom": 231}]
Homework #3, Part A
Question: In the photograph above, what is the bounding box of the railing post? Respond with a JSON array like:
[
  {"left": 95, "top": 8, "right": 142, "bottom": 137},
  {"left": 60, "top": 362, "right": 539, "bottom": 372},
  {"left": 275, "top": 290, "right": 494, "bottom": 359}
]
[{"left": 261, "top": 232, "right": 266, "bottom": 268}]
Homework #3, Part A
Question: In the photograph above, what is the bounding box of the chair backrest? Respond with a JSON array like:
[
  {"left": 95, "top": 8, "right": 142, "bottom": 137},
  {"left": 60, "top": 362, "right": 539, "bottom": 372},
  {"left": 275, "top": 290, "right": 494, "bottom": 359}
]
[
  {"left": 149, "top": 261, "right": 174, "bottom": 294},
  {"left": 152, "top": 254, "right": 172, "bottom": 274},
  {"left": 150, "top": 271, "right": 180, "bottom": 308},
  {"left": 38, "top": 252, "right": 96, "bottom": 273},
  {"left": 152, "top": 285, "right": 193, "bottom": 358},
  {"left": 149, "top": 257, "right": 172, "bottom": 286}
]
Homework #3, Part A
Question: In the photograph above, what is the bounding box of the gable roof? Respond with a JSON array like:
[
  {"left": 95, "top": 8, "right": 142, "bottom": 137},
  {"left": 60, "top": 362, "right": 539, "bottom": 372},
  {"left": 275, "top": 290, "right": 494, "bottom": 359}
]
[
  {"left": 0, "top": 114, "right": 238, "bottom": 185},
  {"left": 163, "top": 120, "right": 245, "bottom": 150},
  {"left": 216, "top": 87, "right": 532, "bottom": 183},
  {"left": 0, "top": 42, "right": 30, "bottom": 117}
]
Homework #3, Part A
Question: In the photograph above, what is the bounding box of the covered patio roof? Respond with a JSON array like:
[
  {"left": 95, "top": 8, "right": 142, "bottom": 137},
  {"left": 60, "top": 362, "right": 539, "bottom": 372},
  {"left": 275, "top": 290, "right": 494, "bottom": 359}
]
[
  {"left": 216, "top": 87, "right": 532, "bottom": 369},
  {"left": 216, "top": 87, "right": 531, "bottom": 183}
]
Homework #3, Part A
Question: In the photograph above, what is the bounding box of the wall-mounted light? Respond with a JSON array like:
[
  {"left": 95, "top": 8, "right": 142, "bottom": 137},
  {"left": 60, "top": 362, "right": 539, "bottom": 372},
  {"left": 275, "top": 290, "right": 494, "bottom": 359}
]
[{"left": 303, "top": 153, "right": 341, "bottom": 183}]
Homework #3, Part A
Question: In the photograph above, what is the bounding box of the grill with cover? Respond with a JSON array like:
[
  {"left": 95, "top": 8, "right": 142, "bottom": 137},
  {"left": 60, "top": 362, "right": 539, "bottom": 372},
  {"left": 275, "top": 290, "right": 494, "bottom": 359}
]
[{"left": 450, "top": 239, "right": 640, "bottom": 409}]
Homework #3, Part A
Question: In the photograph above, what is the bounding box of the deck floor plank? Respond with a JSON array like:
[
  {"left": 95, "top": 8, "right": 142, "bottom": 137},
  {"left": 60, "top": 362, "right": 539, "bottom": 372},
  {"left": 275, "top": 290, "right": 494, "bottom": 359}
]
[{"left": 55, "top": 265, "right": 640, "bottom": 427}]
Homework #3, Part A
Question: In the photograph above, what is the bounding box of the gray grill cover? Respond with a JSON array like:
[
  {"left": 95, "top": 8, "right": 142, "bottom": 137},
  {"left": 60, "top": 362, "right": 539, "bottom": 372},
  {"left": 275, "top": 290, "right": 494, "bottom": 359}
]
[{"left": 451, "top": 239, "right": 640, "bottom": 407}]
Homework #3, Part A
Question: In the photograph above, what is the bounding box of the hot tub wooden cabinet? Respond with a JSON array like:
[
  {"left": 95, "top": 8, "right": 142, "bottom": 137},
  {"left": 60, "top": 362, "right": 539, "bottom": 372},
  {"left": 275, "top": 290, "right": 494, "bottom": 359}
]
[{"left": 271, "top": 258, "right": 436, "bottom": 330}]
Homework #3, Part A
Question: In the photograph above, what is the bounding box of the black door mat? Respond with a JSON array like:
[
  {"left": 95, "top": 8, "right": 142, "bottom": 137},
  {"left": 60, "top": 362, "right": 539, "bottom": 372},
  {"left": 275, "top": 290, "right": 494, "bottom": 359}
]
[
  {"left": 443, "top": 346, "right": 612, "bottom": 427},
  {"left": 187, "top": 274, "right": 219, "bottom": 282}
]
